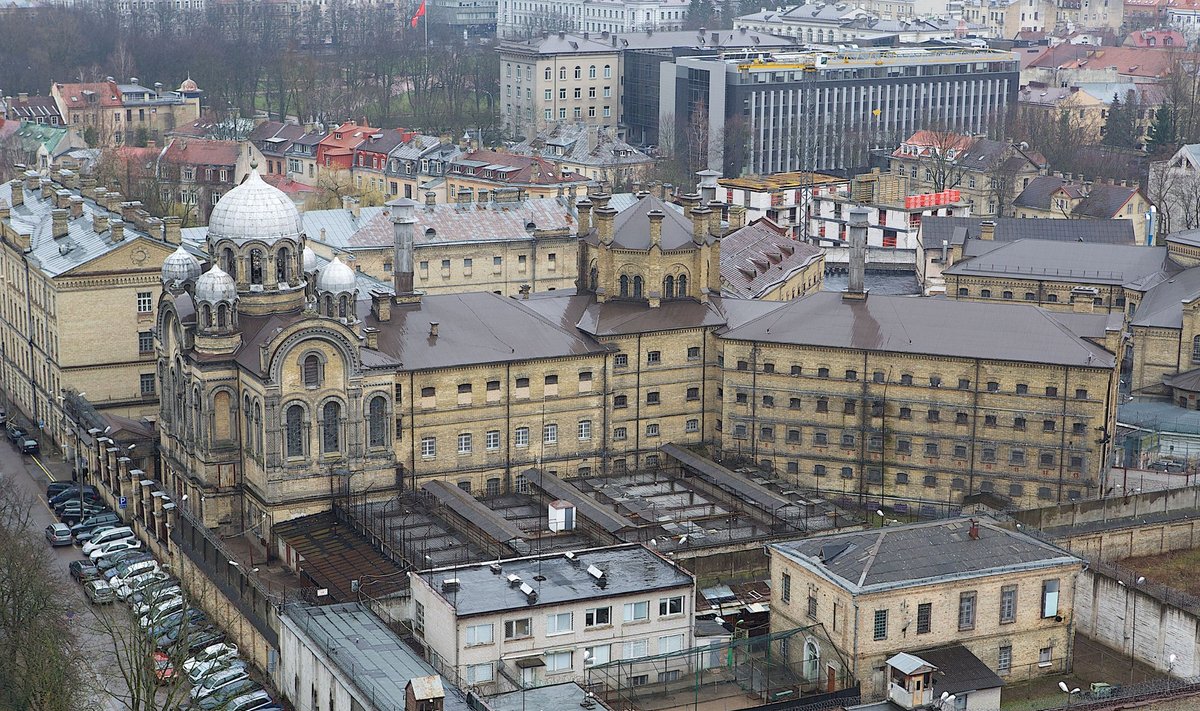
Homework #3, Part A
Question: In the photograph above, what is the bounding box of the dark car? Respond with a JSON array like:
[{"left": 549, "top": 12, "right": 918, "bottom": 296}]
[
  {"left": 6, "top": 423, "right": 26, "bottom": 443},
  {"left": 49, "top": 486, "right": 97, "bottom": 507},
  {"left": 71, "top": 512, "right": 122, "bottom": 539},
  {"left": 196, "top": 679, "right": 260, "bottom": 710},
  {"left": 58, "top": 503, "right": 107, "bottom": 525},
  {"left": 97, "top": 550, "right": 151, "bottom": 574},
  {"left": 69, "top": 559, "right": 101, "bottom": 583},
  {"left": 180, "top": 628, "right": 226, "bottom": 656},
  {"left": 47, "top": 482, "right": 74, "bottom": 499},
  {"left": 20, "top": 439, "right": 39, "bottom": 455}
]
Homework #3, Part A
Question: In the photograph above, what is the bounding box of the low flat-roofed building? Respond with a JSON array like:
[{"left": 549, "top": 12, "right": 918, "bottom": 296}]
[
  {"left": 769, "top": 518, "right": 1083, "bottom": 701},
  {"left": 408, "top": 543, "right": 695, "bottom": 695},
  {"left": 277, "top": 602, "right": 473, "bottom": 711}
]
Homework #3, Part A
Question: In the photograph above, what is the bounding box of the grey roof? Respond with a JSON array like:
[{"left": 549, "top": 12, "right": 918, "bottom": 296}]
[
  {"left": 944, "top": 239, "right": 1178, "bottom": 288},
  {"left": 769, "top": 518, "right": 1081, "bottom": 594},
  {"left": 300, "top": 206, "right": 390, "bottom": 249},
  {"left": 386, "top": 134, "right": 446, "bottom": 162},
  {"left": 485, "top": 683, "right": 593, "bottom": 711},
  {"left": 0, "top": 180, "right": 168, "bottom": 278},
  {"left": 615, "top": 28, "right": 799, "bottom": 51},
  {"left": 1164, "top": 367, "right": 1200, "bottom": 392},
  {"left": 608, "top": 193, "right": 706, "bottom": 250},
  {"left": 500, "top": 33, "right": 617, "bottom": 55},
  {"left": 1044, "top": 310, "right": 1123, "bottom": 342},
  {"left": 282, "top": 603, "right": 470, "bottom": 711},
  {"left": 1167, "top": 229, "right": 1200, "bottom": 248},
  {"left": 920, "top": 216, "right": 1135, "bottom": 246},
  {"left": 420, "top": 543, "right": 693, "bottom": 617},
  {"left": 1074, "top": 184, "right": 1141, "bottom": 219},
  {"left": 342, "top": 197, "right": 577, "bottom": 250},
  {"left": 722, "top": 292, "right": 1116, "bottom": 368},
  {"left": 512, "top": 124, "right": 653, "bottom": 170},
  {"left": 720, "top": 221, "right": 823, "bottom": 298},
  {"left": 1129, "top": 265, "right": 1200, "bottom": 329},
  {"left": 916, "top": 644, "right": 1005, "bottom": 696}
]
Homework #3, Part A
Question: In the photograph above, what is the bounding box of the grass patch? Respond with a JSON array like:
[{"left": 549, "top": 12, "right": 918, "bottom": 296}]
[{"left": 1120, "top": 547, "right": 1200, "bottom": 596}]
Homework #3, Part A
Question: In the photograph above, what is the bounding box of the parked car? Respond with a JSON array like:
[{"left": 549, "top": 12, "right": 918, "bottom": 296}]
[
  {"left": 134, "top": 590, "right": 181, "bottom": 617},
  {"left": 108, "top": 558, "right": 159, "bottom": 586},
  {"left": 84, "top": 579, "right": 116, "bottom": 604},
  {"left": 97, "top": 550, "right": 151, "bottom": 574},
  {"left": 68, "top": 559, "right": 100, "bottom": 583},
  {"left": 116, "top": 570, "right": 170, "bottom": 601},
  {"left": 74, "top": 523, "right": 119, "bottom": 545},
  {"left": 81, "top": 526, "right": 133, "bottom": 555},
  {"left": 20, "top": 438, "right": 39, "bottom": 455},
  {"left": 180, "top": 628, "right": 227, "bottom": 656},
  {"left": 154, "top": 616, "right": 210, "bottom": 649},
  {"left": 54, "top": 495, "right": 103, "bottom": 515},
  {"left": 127, "top": 578, "right": 178, "bottom": 606},
  {"left": 49, "top": 486, "right": 97, "bottom": 507},
  {"left": 88, "top": 537, "right": 141, "bottom": 561},
  {"left": 44, "top": 523, "right": 72, "bottom": 546},
  {"left": 139, "top": 597, "right": 185, "bottom": 628},
  {"left": 184, "top": 642, "right": 239, "bottom": 680},
  {"left": 197, "top": 680, "right": 261, "bottom": 710},
  {"left": 59, "top": 505, "right": 108, "bottom": 526},
  {"left": 192, "top": 666, "right": 253, "bottom": 701},
  {"left": 0, "top": 408, "right": 9, "bottom": 425},
  {"left": 152, "top": 651, "right": 176, "bottom": 684},
  {"left": 70, "top": 511, "right": 121, "bottom": 538},
  {"left": 47, "top": 482, "right": 74, "bottom": 499},
  {"left": 6, "top": 423, "right": 27, "bottom": 443},
  {"left": 222, "top": 690, "right": 276, "bottom": 711}
]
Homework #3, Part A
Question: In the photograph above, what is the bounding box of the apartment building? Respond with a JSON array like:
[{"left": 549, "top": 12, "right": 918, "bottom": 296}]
[
  {"left": 498, "top": 33, "right": 621, "bottom": 139},
  {"left": 769, "top": 518, "right": 1084, "bottom": 701},
  {"left": 51, "top": 77, "right": 201, "bottom": 146},
  {"left": 734, "top": 4, "right": 965, "bottom": 45},
  {"left": 1013, "top": 176, "right": 1151, "bottom": 245},
  {"left": 408, "top": 543, "right": 695, "bottom": 693},
  {"left": 717, "top": 171, "right": 848, "bottom": 240},
  {"left": 445, "top": 149, "right": 591, "bottom": 200},
  {"left": 662, "top": 47, "right": 1019, "bottom": 174},
  {"left": 497, "top": 0, "right": 688, "bottom": 39}
]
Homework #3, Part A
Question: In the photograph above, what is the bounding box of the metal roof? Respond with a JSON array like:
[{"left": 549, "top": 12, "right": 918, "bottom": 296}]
[
  {"left": 272, "top": 512, "right": 406, "bottom": 602},
  {"left": 419, "top": 543, "right": 692, "bottom": 617},
  {"left": 920, "top": 216, "right": 1134, "bottom": 245},
  {"left": 1129, "top": 265, "right": 1200, "bottom": 329},
  {"left": 916, "top": 644, "right": 1005, "bottom": 696},
  {"left": 421, "top": 481, "right": 526, "bottom": 544},
  {"left": 722, "top": 291, "right": 1116, "bottom": 368},
  {"left": 770, "top": 518, "right": 1081, "bottom": 594},
  {"left": 484, "top": 682, "right": 593, "bottom": 711},
  {"left": 521, "top": 468, "right": 631, "bottom": 534},
  {"left": 944, "top": 239, "right": 1177, "bottom": 288},
  {"left": 720, "top": 220, "right": 823, "bottom": 299},
  {"left": 609, "top": 194, "right": 705, "bottom": 251},
  {"left": 662, "top": 444, "right": 798, "bottom": 516}
]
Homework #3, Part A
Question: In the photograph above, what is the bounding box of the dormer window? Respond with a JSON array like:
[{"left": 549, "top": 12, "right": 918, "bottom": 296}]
[{"left": 335, "top": 133, "right": 343, "bottom": 139}]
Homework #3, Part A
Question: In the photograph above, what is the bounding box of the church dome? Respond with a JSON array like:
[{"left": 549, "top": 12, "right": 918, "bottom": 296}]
[
  {"left": 207, "top": 170, "right": 303, "bottom": 244},
  {"left": 178, "top": 77, "right": 199, "bottom": 92},
  {"left": 302, "top": 245, "right": 319, "bottom": 273},
  {"left": 316, "top": 256, "right": 357, "bottom": 294},
  {"left": 195, "top": 264, "right": 238, "bottom": 303},
  {"left": 161, "top": 245, "right": 201, "bottom": 285}
]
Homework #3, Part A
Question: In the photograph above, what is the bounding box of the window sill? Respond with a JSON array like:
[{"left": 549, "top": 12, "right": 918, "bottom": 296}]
[
  {"left": 546, "top": 631, "right": 574, "bottom": 637},
  {"left": 623, "top": 619, "right": 650, "bottom": 626}
]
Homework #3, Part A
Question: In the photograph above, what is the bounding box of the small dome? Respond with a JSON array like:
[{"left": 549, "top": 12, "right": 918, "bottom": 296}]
[
  {"left": 316, "top": 256, "right": 357, "bottom": 294},
  {"left": 302, "top": 245, "right": 319, "bottom": 273},
  {"left": 207, "top": 170, "right": 302, "bottom": 244},
  {"left": 161, "top": 245, "right": 201, "bottom": 285},
  {"left": 195, "top": 265, "right": 237, "bottom": 303},
  {"left": 179, "top": 77, "right": 199, "bottom": 92}
]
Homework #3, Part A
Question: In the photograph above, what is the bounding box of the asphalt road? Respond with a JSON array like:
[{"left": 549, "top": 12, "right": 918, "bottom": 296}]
[{"left": 6, "top": 443, "right": 131, "bottom": 710}]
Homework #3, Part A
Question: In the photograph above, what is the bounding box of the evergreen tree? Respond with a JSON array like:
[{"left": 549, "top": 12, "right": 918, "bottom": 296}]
[
  {"left": 1148, "top": 103, "right": 1178, "bottom": 154},
  {"left": 684, "top": 0, "right": 715, "bottom": 29},
  {"left": 1103, "top": 91, "right": 1138, "bottom": 149}
]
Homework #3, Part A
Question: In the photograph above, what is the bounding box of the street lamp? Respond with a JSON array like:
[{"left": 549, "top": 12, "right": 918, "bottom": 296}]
[{"left": 1058, "top": 681, "right": 1080, "bottom": 707}]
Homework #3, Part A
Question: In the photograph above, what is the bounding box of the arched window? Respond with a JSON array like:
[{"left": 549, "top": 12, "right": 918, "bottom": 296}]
[
  {"left": 216, "top": 304, "right": 228, "bottom": 329},
  {"left": 200, "top": 304, "right": 212, "bottom": 328},
  {"left": 250, "top": 249, "right": 264, "bottom": 285},
  {"left": 243, "top": 395, "right": 253, "bottom": 446},
  {"left": 321, "top": 401, "right": 341, "bottom": 453},
  {"left": 676, "top": 274, "right": 687, "bottom": 297},
  {"left": 214, "top": 391, "right": 232, "bottom": 440},
  {"left": 191, "top": 390, "right": 201, "bottom": 440},
  {"left": 574, "top": 65, "right": 581, "bottom": 79},
  {"left": 254, "top": 401, "right": 263, "bottom": 455},
  {"left": 803, "top": 640, "right": 820, "bottom": 680},
  {"left": 222, "top": 247, "right": 237, "bottom": 279},
  {"left": 633, "top": 275, "right": 644, "bottom": 298},
  {"left": 663, "top": 275, "right": 674, "bottom": 299},
  {"left": 619, "top": 274, "right": 629, "bottom": 297},
  {"left": 588, "top": 65, "right": 597, "bottom": 78},
  {"left": 338, "top": 295, "right": 348, "bottom": 319},
  {"left": 368, "top": 395, "right": 388, "bottom": 447},
  {"left": 559, "top": 67, "right": 566, "bottom": 80},
  {"left": 303, "top": 354, "right": 322, "bottom": 387},
  {"left": 545, "top": 67, "right": 552, "bottom": 80},
  {"left": 284, "top": 404, "right": 304, "bottom": 457},
  {"left": 276, "top": 248, "right": 290, "bottom": 283},
  {"left": 1193, "top": 335, "right": 1200, "bottom": 364}
]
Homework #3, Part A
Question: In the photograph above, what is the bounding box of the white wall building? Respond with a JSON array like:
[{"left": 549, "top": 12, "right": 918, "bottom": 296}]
[
  {"left": 497, "top": 0, "right": 689, "bottom": 39},
  {"left": 409, "top": 543, "right": 696, "bottom": 694}
]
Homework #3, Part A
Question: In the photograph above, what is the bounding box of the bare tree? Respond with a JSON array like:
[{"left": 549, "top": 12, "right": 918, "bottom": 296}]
[{"left": 917, "top": 127, "right": 971, "bottom": 193}]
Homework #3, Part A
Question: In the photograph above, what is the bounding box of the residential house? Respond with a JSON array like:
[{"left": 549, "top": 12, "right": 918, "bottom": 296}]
[
  {"left": 888, "top": 130, "right": 1047, "bottom": 218},
  {"left": 407, "top": 543, "right": 696, "bottom": 693},
  {"left": 1021, "top": 45, "right": 1190, "bottom": 86},
  {"left": 7, "top": 122, "right": 82, "bottom": 172},
  {"left": 315, "top": 120, "right": 380, "bottom": 185},
  {"left": 719, "top": 219, "right": 825, "bottom": 300},
  {"left": 351, "top": 128, "right": 413, "bottom": 200},
  {"left": 511, "top": 123, "right": 653, "bottom": 189},
  {"left": 283, "top": 131, "right": 326, "bottom": 186},
  {"left": 768, "top": 518, "right": 1084, "bottom": 701},
  {"left": 383, "top": 133, "right": 459, "bottom": 201},
  {"left": 159, "top": 138, "right": 250, "bottom": 225},
  {"left": 51, "top": 77, "right": 202, "bottom": 146},
  {"left": 3, "top": 93, "right": 62, "bottom": 125},
  {"left": 444, "top": 149, "right": 591, "bottom": 201},
  {"left": 498, "top": 33, "right": 621, "bottom": 139},
  {"left": 1123, "top": 28, "right": 1184, "bottom": 45},
  {"left": 1013, "top": 175, "right": 1151, "bottom": 244},
  {"left": 245, "top": 120, "right": 308, "bottom": 180}
]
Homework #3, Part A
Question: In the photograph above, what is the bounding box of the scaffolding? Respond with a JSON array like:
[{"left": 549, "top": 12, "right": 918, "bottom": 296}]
[{"left": 587, "top": 623, "right": 855, "bottom": 711}]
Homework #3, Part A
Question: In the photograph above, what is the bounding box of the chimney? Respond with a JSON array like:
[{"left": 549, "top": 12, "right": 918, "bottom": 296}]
[
  {"left": 424, "top": 191, "right": 437, "bottom": 210},
  {"left": 968, "top": 519, "right": 980, "bottom": 540},
  {"left": 690, "top": 204, "right": 712, "bottom": 244},
  {"left": 40, "top": 178, "right": 54, "bottom": 200},
  {"left": 163, "top": 216, "right": 181, "bottom": 245},
  {"left": 363, "top": 326, "right": 379, "bottom": 350},
  {"left": 728, "top": 205, "right": 746, "bottom": 230},
  {"left": 93, "top": 211, "right": 109, "bottom": 234},
  {"left": 93, "top": 187, "right": 107, "bottom": 206},
  {"left": 110, "top": 219, "right": 126, "bottom": 242},
  {"left": 371, "top": 291, "right": 392, "bottom": 321},
  {"left": 979, "top": 220, "right": 995, "bottom": 240},
  {"left": 54, "top": 189, "right": 71, "bottom": 210},
  {"left": 17, "top": 92, "right": 27, "bottom": 102},
  {"left": 576, "top": 199, "right": 592, "bottom": 238},
  {"left": 9, "top": 179, "right": 23, "bottom": 208},
  {"left": 51, "top": 209, "right": 68, "bottom": 239},
  {"left": 69, "top": 196, "right": 84, "bottom": 220},
  {"left": 456, "top": 188, "right": 473, "bottom": 207},
  {"left": 58, "top": 169, "right": 79, "bottom": 190},
  {"left": 144, "top": 216, "right": 162, "bottom": 240},
  {"left": 707, "top": 201, "right": 725, "bottom": 236},
  {"left": 392, "top": 198, "right": 417, "bottom": 296},
  {"left": 0, "top": 199, "right": 8, "bottom": 220},
  {"left": 844, "top": 205, "right": 868, "bottom": 301},
  {"left": 429, "top": 321, "right": 439, "bottom": 338},
  {"left": 593, "top": 195, "right": 616, "bottom": 244},
  {"left": 122, "top": 201, "right": 143, "bottom": 223},
  {"left": 105, "top": 192, "right": 124, "bottom": 212},
  {"left": 24, "top": 170, "right": 39, "bottom": 193},
  {"left": 698, "top": 169, "right": 721, "bottom": 204},
  {"left": 648, "top": 209, "right": 664, "bottom": 247},
  {"left": 941, "top": 239, "right": 949, "bottom": 264}
]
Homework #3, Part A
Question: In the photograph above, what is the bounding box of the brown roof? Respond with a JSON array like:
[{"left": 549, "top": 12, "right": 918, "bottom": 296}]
[
  {"left": 163, "top": 138, "right": 240, "bottom": 167},
  {"left": 1026, "top": 45, "right": 1190, "bottom": 78},
  {"left": 55, "top": 81, "right": 123, "bottom": 108},
  {"left": 451, "top": 149, "right": 589, "bottom": 187},
  {"left": 318, "top": 120, "right": 381, "bottom": 152},
  {"left": 6, "top": 95, "right": 61, "bottom": 121},
  {"left": 272, "top": 512, "right": 406, "bottom": 602},
  {"left": 720, "top": 220, "right": 823, "bottom": 299},
  {"left": 608, "top": 193, "right": 703, "bottom": 250}
]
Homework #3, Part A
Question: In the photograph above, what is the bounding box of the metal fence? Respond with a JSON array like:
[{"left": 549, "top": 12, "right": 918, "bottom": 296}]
[{"left": 1035, "top": 676, "right": 1200, "bottom": 710}]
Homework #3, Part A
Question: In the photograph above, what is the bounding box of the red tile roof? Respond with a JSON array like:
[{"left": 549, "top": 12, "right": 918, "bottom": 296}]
[
  {"left": 1026, "top": 45, "right": 1191, "bottom": 78},
  {"left": 163, "top": 138, "right": 240, "bottom": 167},
  {"left": 318, "top": 121, "right": 381, "bottom": 152},
  {"left": 451, "top": 149, "right": 590, "bottom": 186},
  {"left": 55, "top": 81, "right": 123, "bottom": 108}
]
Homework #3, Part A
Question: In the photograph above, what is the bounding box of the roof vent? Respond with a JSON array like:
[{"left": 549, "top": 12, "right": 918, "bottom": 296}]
[
  {"left": 587, "top": 565, "right": 605, "bottom": 583},
  {"left": 489, "top": 562, "right": 503, "bottom": 575},
  {"left": 441, "top": 578, "right": 460, "bottom": 592},
  {"left": 564, "top": 551, "right": 578, "bottom": 563},
  {"left": 520, "top": 582, "right": 538, "bottom": 603},
  {"left": 507, "top": 573, "right": 522, "bottom": 587}
]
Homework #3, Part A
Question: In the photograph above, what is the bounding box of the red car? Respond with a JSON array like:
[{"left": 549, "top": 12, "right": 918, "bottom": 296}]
[{"left": 152, "top": 651, "right": 176, "bottom": 684}]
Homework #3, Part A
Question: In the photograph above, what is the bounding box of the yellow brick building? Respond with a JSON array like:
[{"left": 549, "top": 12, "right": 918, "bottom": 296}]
[
  {"left": 152, "top": 178, "right": 1119, "bottom": 553},
  {"left": 769, "top": 518, "right": 1084, "bottom": 701},
  {"left": 0, "top": 167, "right": 183, "bottom": 452}
]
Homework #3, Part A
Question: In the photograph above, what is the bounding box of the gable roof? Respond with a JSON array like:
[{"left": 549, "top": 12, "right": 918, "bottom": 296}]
[
  {"left": 607, "top": 193, "right": 701, "bottom": 250},
  {"left": 1129, "top": 264, "right": 1200, "bottom": 329},
  {"left": 1025, "top": 44, "right": 1189, "bottom": 79},
  {"left": 915, "top": 645, "right": 1005, "bottom": 696},
  {"left": 5, "top": 95, "right": 61, "bottom": 122},
  {"left": 449, "top": 149, "right": 589, "bottom": 187},
  {"left": 769, "top": 517, "right": 1080, "bottom": 594},
  {"left": 248, "top": 121, "right": 308, "bottom": 157},
  {"left": 163, "top": 137, "right": 240, "bottom": 167},
  {"left": 341, "top": 196, "right": 577, "bottom": 250},
  {"left": 1072, "top": 183, "right": 1140, "bottom": 218},
  {"left": 944, "top": 239, "right": 1178, "bottom": 288},
  {"left": 720, "top": 219, "right": 824, "bottom": 298},
  {"left": 54, "top": 81, "right": 123, "bottom": 108},
  {"left": 511, "top": 124, "right": 653, "bottom": 170}
]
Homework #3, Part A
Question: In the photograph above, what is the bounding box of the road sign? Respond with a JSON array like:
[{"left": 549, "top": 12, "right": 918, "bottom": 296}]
[{"left": 118, "top": 496, "right": 127, "bottom": 510}]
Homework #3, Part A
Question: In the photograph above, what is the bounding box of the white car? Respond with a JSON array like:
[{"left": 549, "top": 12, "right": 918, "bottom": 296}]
[
  {"left": 116, "top": 570, "right": 169, "bottom": 601},
  {"left": 187, "top": 657, "right": 245, "bottom": 687},
  {"left": 183, "top": 641, "right": 239, "bottom": 680},
  {"left": 189, "top": 666, "right": 249, "bottom": 700},
  {"left": 88, "top": 538, "right": 142, "bottom": 560},
  {"left": 80, "top": 526, "right": 133, "bottom": 555},
  {"left": 109, "top": 560, "right": 160, "bottom": 588},
  {"left": 134, "top": 589, "right": 181, "bottom": 617},
  {"left": 138, "top": 597, "right": 184, "bottom": 629}
]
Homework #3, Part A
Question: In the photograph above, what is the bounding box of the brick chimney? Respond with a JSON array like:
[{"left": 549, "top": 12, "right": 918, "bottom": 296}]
[
  {"left": 424, "top": 191, "right": 437, "bottom": 210},
  {"left": 54, "top": 189, "right": 72, "bottom": 209},
  {"left": 362, "top": 326, "right": 379, "bottom": 350},
  {"left": 0, "top": 198, "right": 9, "bottom": 220},
  {"left": 69, "top": 196, "right": 84, "bottom": 220},
  {"left": 93, "top": 212, "right": 109, "bottom": 234},
  {"left": 163, "top": 216, "right": 182, "bottom": 245},
  {"left": 40, "top": 178, "right": 54, "bottom": 200},
  {"left": 121, "top": 201, "right": 143, "bottom": 223},
  {"left": 648, "top": 209, "right": 664, "bottom": 247},
  {"left": 51, "top": 209, "right": 69, "bottom": 239},
  {"left": 105, "top": 192, "right": 124, "bottom": 212},
  {"left": 9, "top": 179, "right": 23, "bottom": 208},
  {"left": 371, "top": 291, "right": 392, "bottom": 321},
  {"left": 110, "top": 219, "right": 126, "bottom": 242},
  {"left": 979, "top": 220, "right": 995, "bottom": 241},
  {"left": 690, "top": 204, "right": 711, "bottom": 244},
  {"left": 728, "top": 205, "right": 747, "bottom": 231},
  {"left": 707, "top": 201, "right": 725, "bottom": 236},
  {"left": 576, "top": 199, "right": 592, "bottom": 238},
  {"left": 592, "top": 195, "right": 616, "bottom": 244}
]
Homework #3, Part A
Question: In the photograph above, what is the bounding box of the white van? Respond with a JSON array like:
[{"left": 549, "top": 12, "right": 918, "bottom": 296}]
[{"left": 81, "top": 526, "right": 133, "bottom": 554}]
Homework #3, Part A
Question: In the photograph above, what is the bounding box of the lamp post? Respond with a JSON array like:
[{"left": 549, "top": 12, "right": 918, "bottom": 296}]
[{"left": 1058, "top": 681, "right": 1080, "bottom": 707}]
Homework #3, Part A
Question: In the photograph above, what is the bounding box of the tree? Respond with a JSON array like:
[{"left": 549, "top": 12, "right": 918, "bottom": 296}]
[
  {"left": 1103, "top": 91, "right": 1138, "bottom": 149},
  {"left": 684, "top": 0, "right": 715, "bottom": 29},
  {"left": 918, "top": 127, "right": 970, "bottom": 193},
  {"left": 1147, "top": 104, "right": 1178, "bottom": 155}
]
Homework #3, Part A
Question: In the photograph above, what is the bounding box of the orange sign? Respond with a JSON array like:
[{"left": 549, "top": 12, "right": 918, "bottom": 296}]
[{"left": 903, "top": 189, "right": 961, "bottom": 210}]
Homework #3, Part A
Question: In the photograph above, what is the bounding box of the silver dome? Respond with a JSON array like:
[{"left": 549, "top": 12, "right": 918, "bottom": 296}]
[
  {"left": 161, "top": 245, "right": 201, "bottom": 285},
  {"left": 316, "top": 256, "right": 357, "bottom": 294},
  {"left": 207, "top": 169, "right": 303, "bottom": 244},
  {"left": 195, "top": 265, "right": 238, "bottom": 303},
  {"left": 302, "top": 245, "right": 319, "bottom": 273}
]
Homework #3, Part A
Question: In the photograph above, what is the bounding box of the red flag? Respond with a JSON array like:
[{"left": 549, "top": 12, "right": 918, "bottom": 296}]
[{"left": 410, "top": 1, "right": 425, "bottom": 27}]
